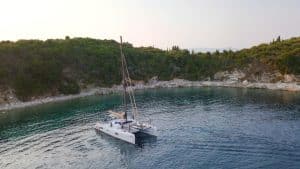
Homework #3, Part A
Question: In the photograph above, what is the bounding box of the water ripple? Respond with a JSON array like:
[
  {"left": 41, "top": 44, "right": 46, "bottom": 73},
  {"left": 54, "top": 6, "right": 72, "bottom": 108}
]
[{"left": 0, "top": 87, "right": 300, "bottom": 169}]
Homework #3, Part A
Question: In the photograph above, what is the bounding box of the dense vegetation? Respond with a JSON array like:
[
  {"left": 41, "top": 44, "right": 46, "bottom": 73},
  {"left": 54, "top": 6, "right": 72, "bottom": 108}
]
[{"left": 0, "top": 36, "right": 299, "bottom": 100}]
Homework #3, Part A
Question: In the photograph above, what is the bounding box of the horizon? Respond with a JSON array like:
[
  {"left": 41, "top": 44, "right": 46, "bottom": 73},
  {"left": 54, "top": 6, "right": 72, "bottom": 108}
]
[{"left": 0, "top": 0, "right": 300, "bottom": 50}]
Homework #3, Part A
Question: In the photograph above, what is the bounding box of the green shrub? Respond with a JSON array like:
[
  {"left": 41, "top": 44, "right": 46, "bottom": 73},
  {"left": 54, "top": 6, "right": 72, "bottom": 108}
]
[
  {"left": 0, "top": 36, "right": 299, "bottom": 99},
  {"left": 58, "top": 78, "right": 80, "bottom": 95}
]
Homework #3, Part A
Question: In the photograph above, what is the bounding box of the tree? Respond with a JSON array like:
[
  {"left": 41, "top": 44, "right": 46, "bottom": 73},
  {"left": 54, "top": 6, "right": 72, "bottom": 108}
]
[
  {"left": 171, "top": 46, "right": 180, "bottom": 51},
  {"left": 276, "top": 36, "right": 281, "bottom": 42}
]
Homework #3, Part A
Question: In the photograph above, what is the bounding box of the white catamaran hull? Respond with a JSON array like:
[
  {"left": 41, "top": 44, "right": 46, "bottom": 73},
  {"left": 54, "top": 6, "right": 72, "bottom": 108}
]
[{"left": 95, "top": 122, "right": 136, "bottom": 144}]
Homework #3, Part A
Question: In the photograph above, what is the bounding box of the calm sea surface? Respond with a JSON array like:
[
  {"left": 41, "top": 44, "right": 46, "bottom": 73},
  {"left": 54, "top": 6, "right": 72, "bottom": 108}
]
[{"left": 0, "top": 87, "right": 300, "bottom": 169}]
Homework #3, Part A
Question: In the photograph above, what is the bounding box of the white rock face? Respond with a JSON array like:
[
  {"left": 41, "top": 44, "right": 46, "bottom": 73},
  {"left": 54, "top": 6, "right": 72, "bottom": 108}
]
[
  {"left": 0, "top": 88, "right": 19, "bottom": 105},
  {"left": 214, "top": 70, "right": 245, "bottom": 82},
  {"left": 228, "top": 70, "right": 245, "bottom": 82},
  {"left": 242, "top": 80, "right": 248, "bottom": 85},
  {"left": 214, "top": 71, "right": 227, "bottom": 81},
  {"left": 148, "top": 76, "right": 158, "bottom": 85},
  {"left": 283, "top": 74, "right": 295, "bottom": 83},
  {"left": 262, "top": 72, "right": 283, "bottom": 83}
]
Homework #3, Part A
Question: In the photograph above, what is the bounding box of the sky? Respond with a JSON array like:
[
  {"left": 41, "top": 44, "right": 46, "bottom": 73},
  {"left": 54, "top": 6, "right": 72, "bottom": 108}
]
[{"left": 0, "top": 0, "right": 299, "bottom": 49}]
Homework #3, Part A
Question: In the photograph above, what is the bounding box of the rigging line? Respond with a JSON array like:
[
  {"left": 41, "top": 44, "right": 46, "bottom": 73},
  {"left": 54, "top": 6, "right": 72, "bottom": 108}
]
[
  {"left": 122, "top": 54, "right": 137, "bottom": 119},
  {"left": 120, "top": 36, "right": 128, "bottom": 120},
  {"left": 123, "top": 54, "right": 139, "bottom": 117},
  {"left": 128, "top": 87, "right": 138, "bottom": 118},
  {"left": 126, "top": 78, "right": 138, "bottom": 118},
  {"left": 122, "top": 58, "right": 133, "bottom": 118},
  {"left": 127, "top": 85, "right": 136, "bottom": 119},
  {"left": 124, "top": 53, "right": 136, "bottom": 111},
  {"left": 120, "top": 36, "right": 137, "bottom": 119},
  {"left": 120, "top": 36, "right": 139, "bottom": 120}
]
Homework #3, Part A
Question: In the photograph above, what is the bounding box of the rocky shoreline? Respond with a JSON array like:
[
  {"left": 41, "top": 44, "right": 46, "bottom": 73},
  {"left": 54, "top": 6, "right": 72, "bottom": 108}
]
[{"left": 0, "top": 78, "right": 300, "bottom": 112}]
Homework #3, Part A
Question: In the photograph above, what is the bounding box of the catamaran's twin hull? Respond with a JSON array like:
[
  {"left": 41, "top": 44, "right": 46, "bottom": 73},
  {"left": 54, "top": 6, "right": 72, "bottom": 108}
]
[
  {"left": 95, "top": 122, "right": 136, "bottom": 144},
  {"left": 95, "top": 122, "right": 156, "bottom": 144}
]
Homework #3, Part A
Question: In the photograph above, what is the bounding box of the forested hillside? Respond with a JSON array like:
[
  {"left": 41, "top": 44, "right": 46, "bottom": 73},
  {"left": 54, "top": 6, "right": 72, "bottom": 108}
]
[{"left": 0, "top": 36, "right": 299, "bottom": 101}]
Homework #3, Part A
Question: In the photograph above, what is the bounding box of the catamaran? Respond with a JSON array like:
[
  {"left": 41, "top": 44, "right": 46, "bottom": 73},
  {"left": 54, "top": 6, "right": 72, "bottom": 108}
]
[{"left": 95, "top": 36, "right": 156, "bottom": 144}]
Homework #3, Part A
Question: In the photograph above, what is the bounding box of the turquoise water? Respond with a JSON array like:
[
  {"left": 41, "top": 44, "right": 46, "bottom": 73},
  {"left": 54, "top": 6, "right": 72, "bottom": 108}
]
[{"left": 0, "top": 87, "right": 300, "bottom": 169}]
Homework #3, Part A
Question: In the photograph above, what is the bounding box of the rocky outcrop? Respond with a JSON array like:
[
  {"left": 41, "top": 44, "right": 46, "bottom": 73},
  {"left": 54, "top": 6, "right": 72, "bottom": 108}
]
[
  {"left": 247, "top": 71, "right": 283, "bottom": 83},
  {"left": 148, "top": 76, "right": 159, "bottom": 85},
  {"left": 214, "top": 70, "right": 246, "bottom": 82},
  {"left": 283, "top": 74, "right": 298, "bottom": 83},
  {"left": 0, "top": 87, "right": 18, "bottom": 105},
  {"left": 213, "top": 69, "right": 300, "bottom": 84}
]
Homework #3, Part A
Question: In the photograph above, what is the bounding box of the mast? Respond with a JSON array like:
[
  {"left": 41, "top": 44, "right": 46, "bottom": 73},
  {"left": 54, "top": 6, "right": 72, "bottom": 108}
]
[
  {"left": 120, "top": 36, "right": 127, "bottom": 120},
  {"left": 119, "top": 36, "right": 139, "bottom": 120}
]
